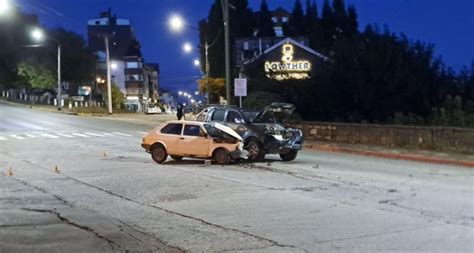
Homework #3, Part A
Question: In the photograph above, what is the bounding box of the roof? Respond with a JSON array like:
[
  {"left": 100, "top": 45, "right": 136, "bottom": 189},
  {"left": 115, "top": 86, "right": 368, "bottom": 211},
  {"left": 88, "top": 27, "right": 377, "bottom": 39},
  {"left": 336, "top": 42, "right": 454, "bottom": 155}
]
[{"left": 263, "top": 37, "right": 328, "bottom": 60}]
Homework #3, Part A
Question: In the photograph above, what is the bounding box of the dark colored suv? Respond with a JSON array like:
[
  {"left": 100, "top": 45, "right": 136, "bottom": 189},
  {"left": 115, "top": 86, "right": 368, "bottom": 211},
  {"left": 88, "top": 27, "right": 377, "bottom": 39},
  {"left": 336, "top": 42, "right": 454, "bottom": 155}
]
[{"left": 195, "top": 103, "right": 303, "bottom": 161}]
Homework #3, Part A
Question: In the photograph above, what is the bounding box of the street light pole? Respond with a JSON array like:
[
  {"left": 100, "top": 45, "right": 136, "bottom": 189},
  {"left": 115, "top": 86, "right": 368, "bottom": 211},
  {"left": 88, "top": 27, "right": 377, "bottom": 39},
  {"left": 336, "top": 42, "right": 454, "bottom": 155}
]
[
  {"left": 105, "top": 36, "right": 112, "bottom": 114},
  {"left": 205, "top": 42, "right": 210, "bottom": 105},
  {"left": 220, "top": 0, "right": 231, "bottom": 105},
  {"left": 57, "top": 44, "right": 61, "bottom": 110}
]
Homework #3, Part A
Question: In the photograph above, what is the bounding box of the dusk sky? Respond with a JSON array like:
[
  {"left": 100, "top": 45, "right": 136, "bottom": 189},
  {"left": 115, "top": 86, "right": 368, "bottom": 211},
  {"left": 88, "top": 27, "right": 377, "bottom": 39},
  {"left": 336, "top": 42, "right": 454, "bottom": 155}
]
[{"left": 18, "top": 0, "right": 474, "bottom": 92}]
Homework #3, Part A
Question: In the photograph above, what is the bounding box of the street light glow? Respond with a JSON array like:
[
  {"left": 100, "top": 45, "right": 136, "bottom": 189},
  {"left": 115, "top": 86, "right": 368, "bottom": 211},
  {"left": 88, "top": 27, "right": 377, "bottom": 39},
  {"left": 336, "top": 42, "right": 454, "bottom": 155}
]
[
  {"left": 31, "top": 28, "right": 44, "bottom": 42},
  {"left": 178, "top": 91, "right": 183, "bottom": 95},
  {"left": 111, "top": 62, "right": 118, "bottom": 70},
  {"left": 169, "top": 15, "right": 185, "bottom": 32},
  {"left": 183, "top": 42, "right": 192, "bottom": 53},
  {"left": 0, "top": 0, "right": 10, "bottom": 15},
  {"left": 193, "top": 59, "right": 200, "bottom": 67}
]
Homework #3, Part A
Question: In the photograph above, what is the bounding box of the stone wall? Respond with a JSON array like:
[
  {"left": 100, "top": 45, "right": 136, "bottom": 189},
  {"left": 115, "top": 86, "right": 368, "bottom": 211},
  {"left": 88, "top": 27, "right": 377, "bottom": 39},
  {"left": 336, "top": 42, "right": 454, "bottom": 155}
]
[{"left": 290, "top": 122, "right": 474, "bottom": 154}]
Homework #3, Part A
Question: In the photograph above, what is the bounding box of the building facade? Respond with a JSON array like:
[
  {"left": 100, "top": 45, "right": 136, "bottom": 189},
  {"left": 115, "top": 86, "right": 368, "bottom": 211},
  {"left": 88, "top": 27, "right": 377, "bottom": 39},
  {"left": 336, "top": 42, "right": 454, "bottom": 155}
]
[{"left": 87, "top": 9, "right": 159, "bottom": 112}]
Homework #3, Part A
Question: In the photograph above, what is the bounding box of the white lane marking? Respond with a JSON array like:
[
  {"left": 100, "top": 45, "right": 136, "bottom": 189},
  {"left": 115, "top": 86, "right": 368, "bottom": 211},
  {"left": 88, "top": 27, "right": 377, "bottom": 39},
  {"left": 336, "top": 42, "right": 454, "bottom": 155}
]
[
  {"left": 57, "top": 133, "right": 74, "bottom": 138},
  {"left": 137, "top": 131, "right": 148, "bottom": 135},
  {"left": 101, "top": 133, "right": 114, "bottom": 136},
  {"left": 0, "top": 136, "right": 7, "bottom": 141},
  {"left": 10, "top": 134, "right": 25, "bottom": 140},
  {"left": 41, "top": 133, "right": 59, "bottom": 139},
  {"left": 85, "top": 132, "right": 105, "bottom": 137},
  {"left": 24, "top": 133, "right": 37, "bottom": 138},
  {"left": 112, "top": 132, "right": 133, "bottom": 137},
  {"left": 71, "top": 133, "right": 90, "bottom": 138}
]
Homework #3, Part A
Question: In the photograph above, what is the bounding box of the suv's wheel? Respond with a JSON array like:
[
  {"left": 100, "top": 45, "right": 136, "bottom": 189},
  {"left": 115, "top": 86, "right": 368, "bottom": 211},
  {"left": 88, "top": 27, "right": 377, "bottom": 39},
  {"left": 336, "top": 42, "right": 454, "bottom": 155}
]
[
  {"left": 280, "top": 150, "right": 298, "bottom": 161},
  {"left": 213, "top": 148, "right": 230, "bottom": 165},
  {"left": 246, "top": 140, "right": 264, "bottom": 161},
  {"left": 170, "top": 155, "right": 183, "bottom": 161},
  {"left": 151, "top": 144, "right": 167, "bottom": 164}
]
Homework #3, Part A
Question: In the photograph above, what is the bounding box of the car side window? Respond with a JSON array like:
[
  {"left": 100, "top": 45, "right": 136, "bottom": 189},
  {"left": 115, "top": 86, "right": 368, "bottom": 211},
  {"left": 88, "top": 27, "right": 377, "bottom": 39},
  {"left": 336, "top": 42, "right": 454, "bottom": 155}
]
[
  {"left": 226, "top": 110, "right": 244, "bottom": 123},
  {"left": 211, "top": 110, "right": 226, "bottom": 121},
  {"left": 160, "top": 123, "right": 183, "bottom": 135},
  {"left": 183, "top": 125, "right": 201, "bottom": 136}
]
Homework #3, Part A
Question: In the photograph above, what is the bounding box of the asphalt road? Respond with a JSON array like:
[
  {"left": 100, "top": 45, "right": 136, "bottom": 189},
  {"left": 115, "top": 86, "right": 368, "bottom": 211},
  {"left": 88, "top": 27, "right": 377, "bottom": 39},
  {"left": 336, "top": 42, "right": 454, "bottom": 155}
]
[{"left": 1, "top": 101, "right": 473, "bottom": 252}]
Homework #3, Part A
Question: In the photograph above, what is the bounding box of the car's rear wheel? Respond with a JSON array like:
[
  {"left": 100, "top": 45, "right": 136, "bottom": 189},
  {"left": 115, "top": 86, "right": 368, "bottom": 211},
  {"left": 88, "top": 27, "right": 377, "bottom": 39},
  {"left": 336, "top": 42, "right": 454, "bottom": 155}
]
[
  {"left": 170, "top": 155, "right": 183, "bottom": 161},
  {"left": 280, "top": 150, "right": 298, "bottom": 161},
  {"left": 151, "top": 144, "right": 167, "bottom": 164},
  {"left": 246, "top": 140, "right": 264, "bottom": 161},
  {"left": 213, "top": 148, "right": 230, "bottom": 165}
]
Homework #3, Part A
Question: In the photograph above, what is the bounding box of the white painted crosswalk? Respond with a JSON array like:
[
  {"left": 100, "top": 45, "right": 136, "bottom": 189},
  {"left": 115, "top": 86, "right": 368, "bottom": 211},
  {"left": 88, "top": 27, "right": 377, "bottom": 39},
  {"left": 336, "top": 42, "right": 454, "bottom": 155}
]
[{"left": 0, "top": 131, "right": 142, "bottom": 141}]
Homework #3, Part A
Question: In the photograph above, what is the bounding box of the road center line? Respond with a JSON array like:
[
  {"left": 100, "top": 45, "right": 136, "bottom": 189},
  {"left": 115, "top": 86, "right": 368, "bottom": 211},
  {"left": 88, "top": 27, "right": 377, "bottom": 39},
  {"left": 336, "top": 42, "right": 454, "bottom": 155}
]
[
  {"left": 137, "top": 131, "right": 148, "bottom": 135},
  {"left": 0, "top": 136, "right": 7, "bottom": 141},
  {"left": 57, "top": 133, "right": 74, "bottom": 138},
  {"left": 41, "top": 133, "right": 60, "bottom": 139},
  {"left": 112, "top": 132, "right": 133, "bottom": 137},
  {"left": 72, "top": 133, "right": 90, "bottom": 138},
  {"left": 101, "top": 133, "right": 114, "bottom": 136},
  {"left": 24, "top": 133, "right": 37, "bottom": 138},
  {"left": 10, "top": 134, "right": 25, "bottom": 140},
  {"left": 85, "top": 132, "right": 105, "bottom": 137}
]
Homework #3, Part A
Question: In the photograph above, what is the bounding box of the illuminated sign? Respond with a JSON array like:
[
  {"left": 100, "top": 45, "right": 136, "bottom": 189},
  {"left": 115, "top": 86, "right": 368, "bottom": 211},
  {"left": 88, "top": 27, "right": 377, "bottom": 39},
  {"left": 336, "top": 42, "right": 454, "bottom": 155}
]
[{"left": 264, "top": 43, "right": 312, "bottom": 80}]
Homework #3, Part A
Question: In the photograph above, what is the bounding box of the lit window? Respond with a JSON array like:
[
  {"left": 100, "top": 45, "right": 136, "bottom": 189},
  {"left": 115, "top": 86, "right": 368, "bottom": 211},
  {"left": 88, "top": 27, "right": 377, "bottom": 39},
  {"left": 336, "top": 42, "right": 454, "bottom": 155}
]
[
  {"left": 243, "top": 41, "right": 249, "bottom": 50},
  {"left": 126, "top": 62, "right": 142, "bottom": 69},
  {"left": 282, "top": 17, "right": 288, "bottom": 23},
  {"left": 272, "top": 17, "right": 277, "bottom": 23},
  {"left": 126, "top": 74, "right": 143, "bottom": 81},
  {"left": 274, "top": 27, "right": 283, "bottom": 37}
]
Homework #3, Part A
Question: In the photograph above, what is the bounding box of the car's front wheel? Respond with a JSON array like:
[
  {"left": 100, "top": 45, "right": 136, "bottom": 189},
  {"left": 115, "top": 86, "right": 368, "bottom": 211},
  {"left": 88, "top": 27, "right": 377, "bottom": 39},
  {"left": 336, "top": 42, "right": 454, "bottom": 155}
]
[
  {"left": 280, "top": 150, "right": 298, "bottom": 161},
  {"left": 151, "top": 144, "right": 168, "bottom": 164},
  {"left": 213, "top": 148, "right": 230, "bottom": 165},
  {"left": 246, "top": 140, "right": 264, "bottom": 161}
]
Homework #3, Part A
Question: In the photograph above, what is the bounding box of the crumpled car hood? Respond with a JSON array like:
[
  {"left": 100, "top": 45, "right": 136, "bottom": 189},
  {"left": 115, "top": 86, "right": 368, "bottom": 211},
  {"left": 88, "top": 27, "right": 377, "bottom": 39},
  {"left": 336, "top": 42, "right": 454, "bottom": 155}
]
[
  {"left": 212, "top": 122, "right": 243, "bottom": 141},
  {"left": 253, "top": 103, "right": 295, "bottom": 123}
]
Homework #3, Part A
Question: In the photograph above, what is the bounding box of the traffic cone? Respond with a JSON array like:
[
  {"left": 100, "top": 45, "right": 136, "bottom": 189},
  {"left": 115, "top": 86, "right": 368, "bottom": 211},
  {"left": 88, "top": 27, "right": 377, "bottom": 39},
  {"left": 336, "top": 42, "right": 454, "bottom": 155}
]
[
  {"left": 54, "top": 165, "right": 60, "bottom": 173},
  {"left": 7, "top": 166, "right": 13, "bottom": 176}
]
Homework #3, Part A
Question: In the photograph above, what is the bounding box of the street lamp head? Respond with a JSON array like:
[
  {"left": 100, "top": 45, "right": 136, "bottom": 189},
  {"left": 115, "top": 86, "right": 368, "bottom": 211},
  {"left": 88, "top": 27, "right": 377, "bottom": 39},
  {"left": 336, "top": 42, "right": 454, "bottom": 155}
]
[
  {"left": 169, "top": 14, "right": 185, "bottom": 32},
  {"left": 178, "top": 91, "right": 183, "bottom": 95},
  {"left": 31, "top": 28, "right": 44, "bottom": 42},
  {"left": 0, "top": 0, "right": 11, "bottom": 15},
  {"left": 187, "top": 94, "right": 191, "bottom": 98},
  {"left": 194, "top": 91, "right": 199, "bottom": 95},
  {"left": 183, "top": 42, "right": 192, "bottom": 53},
  {"left": 193, "top": 59, "right": 200, "bottom": 67},
  {"left": 111, "top": 62, "right": 118, "bottom": 70}
]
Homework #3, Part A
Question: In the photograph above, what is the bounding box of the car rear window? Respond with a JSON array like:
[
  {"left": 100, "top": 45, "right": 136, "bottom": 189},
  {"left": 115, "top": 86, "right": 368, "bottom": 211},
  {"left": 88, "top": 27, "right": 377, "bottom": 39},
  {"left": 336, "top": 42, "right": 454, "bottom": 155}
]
[
  {"left": 160, "top": 123, "right": 183, "bottom": 135},
  {"left": 183, "top": 125, "right": 201, "bottom": 136},
  {"left": 226, "top": 110, "right": 244, "bottom": 123},
  {"left": 211, "top": 110, "right": 225, "bottom": 121}
]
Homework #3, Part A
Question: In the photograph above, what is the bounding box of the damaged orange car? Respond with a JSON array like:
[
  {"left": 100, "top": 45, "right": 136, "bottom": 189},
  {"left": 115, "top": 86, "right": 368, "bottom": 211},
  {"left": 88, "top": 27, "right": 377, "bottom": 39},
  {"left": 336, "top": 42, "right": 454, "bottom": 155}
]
[{"left": 141, "top": 120, "right": 248, "bottom": 164}]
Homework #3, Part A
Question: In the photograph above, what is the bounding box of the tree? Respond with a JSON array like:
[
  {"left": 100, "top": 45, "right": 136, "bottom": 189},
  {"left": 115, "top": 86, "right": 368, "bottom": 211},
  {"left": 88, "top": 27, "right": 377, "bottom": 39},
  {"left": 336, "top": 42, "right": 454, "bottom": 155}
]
[
  {"left": 17, "top": 61, "right": 55, "bottom": 89},
  {"left": 50, "top": 28, "right": 96, "bottom": 84},
  {"left": 198, "top": 77, "right": 225, "bottom": 103},
  {"left": 0, "top": 9, "right": 39, "bottom": 90},
  {"left": 256, "top": 0, "right": 275, "bottom": 37},
  {"left": 305, "top": 0, "right": 318, "bottom": 34},
  {"left": 287, "top": 0, "right": 305, "bottom": 36},
  {"left": 111, "top": 84, "right": 124, "bottom": 110}
]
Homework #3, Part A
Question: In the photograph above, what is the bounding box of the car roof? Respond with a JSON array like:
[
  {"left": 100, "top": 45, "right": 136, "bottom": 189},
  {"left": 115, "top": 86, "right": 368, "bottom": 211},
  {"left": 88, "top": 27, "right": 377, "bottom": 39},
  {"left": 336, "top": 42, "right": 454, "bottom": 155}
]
[{"left": 163, "top": 120, "right": 204, "bottom": 125}]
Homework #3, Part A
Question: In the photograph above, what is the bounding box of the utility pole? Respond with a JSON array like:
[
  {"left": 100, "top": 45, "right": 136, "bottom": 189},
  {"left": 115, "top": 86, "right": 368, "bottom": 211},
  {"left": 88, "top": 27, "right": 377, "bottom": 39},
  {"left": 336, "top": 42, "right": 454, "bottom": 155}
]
[
  {"left": 57, "top": 44, "right": 61, "bottom": 111},
  {"left": 105, "top": 36, "right": 113, "bottom": 114},
  {"left": 205, "top": 42, "right": 210, "bottom": 104},
  {"left": 221, "top": 0, "right": 231, "bottom": 105}
]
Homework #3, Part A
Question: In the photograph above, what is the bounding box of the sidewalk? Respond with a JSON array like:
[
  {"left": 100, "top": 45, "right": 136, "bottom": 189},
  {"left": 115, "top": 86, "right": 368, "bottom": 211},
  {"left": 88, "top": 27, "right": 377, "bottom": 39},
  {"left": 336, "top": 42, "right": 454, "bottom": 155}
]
[{"left": 305, "top": 141, "right": 474, "bottom": 168}]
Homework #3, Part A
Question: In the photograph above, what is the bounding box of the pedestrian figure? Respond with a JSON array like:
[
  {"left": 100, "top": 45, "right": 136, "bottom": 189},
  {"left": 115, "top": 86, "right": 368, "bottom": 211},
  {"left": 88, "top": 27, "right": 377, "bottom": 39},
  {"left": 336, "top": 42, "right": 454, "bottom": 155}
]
[{"left": 177, "top": 104, "right": 183, "bottom": 120}]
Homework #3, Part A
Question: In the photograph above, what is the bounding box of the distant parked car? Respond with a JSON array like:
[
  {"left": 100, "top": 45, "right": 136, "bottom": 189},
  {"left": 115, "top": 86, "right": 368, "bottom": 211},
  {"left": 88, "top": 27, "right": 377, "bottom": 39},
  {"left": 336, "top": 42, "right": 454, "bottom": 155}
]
[
  {"left": 194, "top": 103, "right": 303, "bottom": 161},
  {"left": 145, "top": 106, "right": 160, "bottom": 114},
  {"left": 141, "top": 120, "right": 247, "bottom": 164}
]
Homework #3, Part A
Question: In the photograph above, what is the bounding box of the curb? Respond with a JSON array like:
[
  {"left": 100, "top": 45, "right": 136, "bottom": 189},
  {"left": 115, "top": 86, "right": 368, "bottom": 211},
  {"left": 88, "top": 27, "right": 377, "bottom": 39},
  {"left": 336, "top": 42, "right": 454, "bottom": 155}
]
[{"left": 305, "top": 144, "right": 474, "bottom": 168}]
